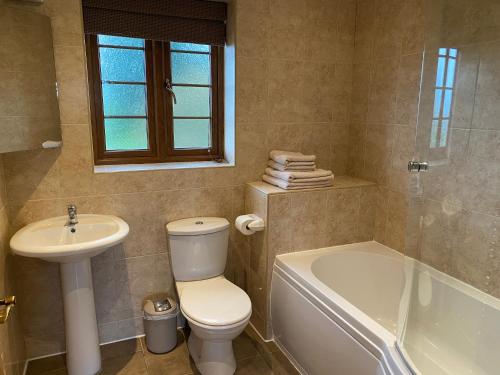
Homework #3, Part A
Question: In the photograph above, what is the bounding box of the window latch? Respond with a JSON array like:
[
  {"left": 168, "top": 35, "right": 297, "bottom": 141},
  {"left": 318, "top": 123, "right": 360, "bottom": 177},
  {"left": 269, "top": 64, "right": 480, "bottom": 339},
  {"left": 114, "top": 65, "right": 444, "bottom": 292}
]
[{"left": 164, "top": 79, "right": 177, "bottom": 105}]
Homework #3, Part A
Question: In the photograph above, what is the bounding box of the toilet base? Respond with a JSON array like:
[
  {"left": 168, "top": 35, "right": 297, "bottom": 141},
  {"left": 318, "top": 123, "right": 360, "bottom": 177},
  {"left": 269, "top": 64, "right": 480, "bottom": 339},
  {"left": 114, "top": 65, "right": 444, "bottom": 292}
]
[{"left": 188, "top": 333, "right": 236, "bottom": 375}]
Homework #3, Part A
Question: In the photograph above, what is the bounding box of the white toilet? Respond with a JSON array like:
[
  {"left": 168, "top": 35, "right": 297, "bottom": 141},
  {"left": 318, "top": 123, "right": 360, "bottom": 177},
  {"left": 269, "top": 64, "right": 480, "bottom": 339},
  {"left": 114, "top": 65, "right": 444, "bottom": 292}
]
[{"left": 166, "top": 217, "right": 252, "bottom": 375}]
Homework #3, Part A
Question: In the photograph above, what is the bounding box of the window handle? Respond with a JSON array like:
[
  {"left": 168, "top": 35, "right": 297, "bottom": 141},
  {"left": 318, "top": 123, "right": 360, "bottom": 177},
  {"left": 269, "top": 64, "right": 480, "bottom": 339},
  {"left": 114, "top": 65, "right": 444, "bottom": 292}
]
[{"left": 164, "top": 79, "right": 177, "bottom": 105}]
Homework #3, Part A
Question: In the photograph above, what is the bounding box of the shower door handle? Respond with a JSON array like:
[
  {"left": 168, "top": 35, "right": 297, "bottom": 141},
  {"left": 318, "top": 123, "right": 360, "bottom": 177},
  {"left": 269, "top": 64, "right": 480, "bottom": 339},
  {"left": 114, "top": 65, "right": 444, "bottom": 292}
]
[{"left": 408, "top": 161, "right": 429, "bottom": 173}]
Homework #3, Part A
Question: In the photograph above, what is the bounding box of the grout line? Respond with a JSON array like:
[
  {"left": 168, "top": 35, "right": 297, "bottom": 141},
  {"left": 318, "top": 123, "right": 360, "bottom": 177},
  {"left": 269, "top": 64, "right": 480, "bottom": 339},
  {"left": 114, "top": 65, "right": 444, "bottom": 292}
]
[
  {"left": 8, "top": 184, "right": 246, "bottom": 205},
  {"left": 26, "top": 334, "right": 147, "bottom": 365}
]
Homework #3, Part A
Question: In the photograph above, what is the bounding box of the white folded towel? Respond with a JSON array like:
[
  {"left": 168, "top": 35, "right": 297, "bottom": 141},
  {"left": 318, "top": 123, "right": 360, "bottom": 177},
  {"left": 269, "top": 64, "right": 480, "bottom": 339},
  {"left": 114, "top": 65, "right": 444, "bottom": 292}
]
[
  {"left": 270, "top": 150, "right": 316, "bottom": 166},
  {"left": 268, "top": 160, "right": 315, "bottom": 171},
  {"left": 262, "top": 175, "right": 334, "bottom": 190},
  {"left": 265, "top": 167, "right": 332, "bottom": 182}
]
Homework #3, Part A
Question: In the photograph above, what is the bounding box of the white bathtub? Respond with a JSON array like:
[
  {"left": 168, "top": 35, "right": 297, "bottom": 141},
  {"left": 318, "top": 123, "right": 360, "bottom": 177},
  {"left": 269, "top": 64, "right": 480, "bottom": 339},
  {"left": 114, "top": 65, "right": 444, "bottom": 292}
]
[{"left": 271, "top": 241, "right": 500, "bottom": 375}]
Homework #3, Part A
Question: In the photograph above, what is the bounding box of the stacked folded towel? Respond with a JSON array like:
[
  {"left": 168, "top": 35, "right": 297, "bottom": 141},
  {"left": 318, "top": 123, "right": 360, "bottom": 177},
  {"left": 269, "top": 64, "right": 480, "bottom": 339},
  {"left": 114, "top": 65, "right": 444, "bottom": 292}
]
[{"left": 263, "top": 150, "right": 334, "bottom": 190}]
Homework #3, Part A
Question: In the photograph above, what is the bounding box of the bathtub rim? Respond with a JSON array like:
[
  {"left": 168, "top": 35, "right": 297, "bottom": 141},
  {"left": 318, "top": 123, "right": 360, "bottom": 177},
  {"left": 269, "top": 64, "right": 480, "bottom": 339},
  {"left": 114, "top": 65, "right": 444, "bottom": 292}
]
[
  {"left": 275, "top": 241, "right": 404, "bottom": 343},
  {"left": 272, "top": 241, "right": 411, "bottom": 375}
]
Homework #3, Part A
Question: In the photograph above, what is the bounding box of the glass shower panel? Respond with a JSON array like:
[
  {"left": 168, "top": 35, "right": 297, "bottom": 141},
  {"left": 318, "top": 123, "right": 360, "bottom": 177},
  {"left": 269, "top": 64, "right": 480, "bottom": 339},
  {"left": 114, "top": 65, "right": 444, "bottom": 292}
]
[{"left": 397, "top": 0, "right": 500, "bottom": 374}]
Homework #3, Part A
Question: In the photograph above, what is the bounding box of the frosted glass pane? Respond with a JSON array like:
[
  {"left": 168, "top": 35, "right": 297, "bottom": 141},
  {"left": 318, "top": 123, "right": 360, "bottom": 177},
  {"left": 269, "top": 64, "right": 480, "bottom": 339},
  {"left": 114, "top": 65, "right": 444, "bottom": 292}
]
[
  {"left": 443, "top": 89, "right": 453, "bottom": 117},
  {"left": 171, "top": 53, "right": 210, "bottom": 84},
  {"left": 430, "top": 119, "right": 439, "bottom": 148},
  {"left": 173, "top": 86, "right": 210, "bottom": 117},
  {"left": 170, "top": 42, "right": 210, "bottom": 52},
  {"left": 99, "top": 48, "right": 145, "bottom": 82},
  {"left": 439, "top": 48, "right": 447, "bottom": 56},
  {"left": 433, "top": 89, "right": 443, "bottom": 118},
  {"left": 102, "top": 84, "right": 147, "bottom": 116},
  {"left": 449, "top": 48, "right": 457, "bottom": 57},
  {"left": 436, "top": 57, "right": 446, "bottom": 86},
  {"left": 440, "top": 120, "right": 449, "bottom": 147},
  {"left": 174, "top": 119, "right": 211, "bottom": 149},
  {"left": 98, "top": 35, "right": 144, "bottom": 47},
  {"left": 104, "top": 118, "right": 148, "bottom": 151},
  {"left": 446, "top": 58, "right": 456, "bottom": 88}
]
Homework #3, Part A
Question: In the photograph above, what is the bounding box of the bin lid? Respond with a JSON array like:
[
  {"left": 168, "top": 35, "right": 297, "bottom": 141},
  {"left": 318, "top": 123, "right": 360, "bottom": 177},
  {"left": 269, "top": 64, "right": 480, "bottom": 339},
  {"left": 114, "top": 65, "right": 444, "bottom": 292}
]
[{"left": 144, "top": 298, "right": 177, "bottom": 320}]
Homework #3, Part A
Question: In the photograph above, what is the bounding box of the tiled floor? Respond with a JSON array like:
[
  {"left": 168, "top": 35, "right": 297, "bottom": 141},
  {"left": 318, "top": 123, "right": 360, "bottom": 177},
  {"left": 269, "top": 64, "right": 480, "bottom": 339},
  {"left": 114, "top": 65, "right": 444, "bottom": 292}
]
[{"left": 26, "top": 328, "right": 298, "bottom": 375}]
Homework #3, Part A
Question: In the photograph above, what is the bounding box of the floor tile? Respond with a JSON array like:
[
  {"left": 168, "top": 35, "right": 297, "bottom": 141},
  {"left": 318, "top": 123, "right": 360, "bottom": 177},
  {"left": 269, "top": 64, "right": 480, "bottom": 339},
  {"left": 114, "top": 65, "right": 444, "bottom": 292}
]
[
  {"left": 100, "top": 352, "right": 148, "bottom": 375},
  {"left": 142, "top": 331, "right": 193, "bottom": 375},
  {"left": 236, "top": 357, "right": 274, "bottom": 375},
  {"left": 25, "top": 328, "right": 297, "bottom": 375},
  {"left": 26, "top": 354, "right": 66, "bottom": 375},
  {"left": 233, "top": 333, "right": 259, "bottom": 362},
  {"left": 39, "top": 369, "right": 68, "bottom": 375},
  {"left": 101, "top": 338, "right": 142, "bottom": 361}
]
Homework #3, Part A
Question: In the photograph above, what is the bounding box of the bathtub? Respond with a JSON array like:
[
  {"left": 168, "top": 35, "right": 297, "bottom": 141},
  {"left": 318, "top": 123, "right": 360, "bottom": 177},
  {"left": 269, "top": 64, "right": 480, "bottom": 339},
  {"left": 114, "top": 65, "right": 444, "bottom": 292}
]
[{"left": 271, "top": 241, "right": 500, "bottom": 375}]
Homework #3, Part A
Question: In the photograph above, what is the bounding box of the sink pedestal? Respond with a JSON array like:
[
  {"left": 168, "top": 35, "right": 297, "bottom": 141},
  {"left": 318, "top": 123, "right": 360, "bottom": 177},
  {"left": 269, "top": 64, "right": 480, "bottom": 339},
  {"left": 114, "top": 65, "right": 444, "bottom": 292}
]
[
  {"left": 60, "top": 259, "right": 101, "bottom": 375},
  {"left": 9, "top": 214, "right": 129, "bottom": 374}
]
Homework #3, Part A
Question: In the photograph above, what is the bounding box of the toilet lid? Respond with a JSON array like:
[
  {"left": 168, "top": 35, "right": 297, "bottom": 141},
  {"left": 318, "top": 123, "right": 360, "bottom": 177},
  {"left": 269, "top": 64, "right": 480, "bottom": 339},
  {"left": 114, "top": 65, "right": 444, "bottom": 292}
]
[{"left": 180, "top": 278, "right": 252, "bottom": 326}]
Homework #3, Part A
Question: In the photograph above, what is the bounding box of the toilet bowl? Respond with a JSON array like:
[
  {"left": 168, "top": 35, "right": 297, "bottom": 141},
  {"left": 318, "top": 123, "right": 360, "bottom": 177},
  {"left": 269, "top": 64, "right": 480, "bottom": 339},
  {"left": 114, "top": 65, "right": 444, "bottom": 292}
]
[
  {"left": 177, "top": 276, "right": 251, "bottom": 375},
  {"left": 166, "top": 217, "right": 252, "bottom": 375}
]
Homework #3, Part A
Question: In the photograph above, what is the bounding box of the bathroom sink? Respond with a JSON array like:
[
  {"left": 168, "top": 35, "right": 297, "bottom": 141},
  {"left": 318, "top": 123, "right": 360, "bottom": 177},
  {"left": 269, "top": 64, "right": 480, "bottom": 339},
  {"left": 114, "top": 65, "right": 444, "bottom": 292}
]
[
  {"left": 10, "top": 213, "right": 129, "bottom": 375},
  {"left": 10, "top": 214, "right": 129, "bottom": 263}
]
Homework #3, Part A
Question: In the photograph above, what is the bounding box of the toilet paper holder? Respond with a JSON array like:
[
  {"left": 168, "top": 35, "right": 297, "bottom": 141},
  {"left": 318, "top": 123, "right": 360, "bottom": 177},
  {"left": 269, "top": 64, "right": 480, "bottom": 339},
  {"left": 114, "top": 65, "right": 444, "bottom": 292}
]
[
  {"left": 245, "top": 214, "right": 265, "bottom": 231},
  {"left": 235, "top": 214, "right": 265, "bottom": 235}
]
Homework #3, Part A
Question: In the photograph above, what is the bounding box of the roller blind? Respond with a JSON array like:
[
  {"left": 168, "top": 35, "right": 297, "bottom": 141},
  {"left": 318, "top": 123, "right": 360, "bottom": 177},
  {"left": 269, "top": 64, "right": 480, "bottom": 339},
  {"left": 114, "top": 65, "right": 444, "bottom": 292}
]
[{"left": 82, "top": 0, "right": 227, "bottom": 46}]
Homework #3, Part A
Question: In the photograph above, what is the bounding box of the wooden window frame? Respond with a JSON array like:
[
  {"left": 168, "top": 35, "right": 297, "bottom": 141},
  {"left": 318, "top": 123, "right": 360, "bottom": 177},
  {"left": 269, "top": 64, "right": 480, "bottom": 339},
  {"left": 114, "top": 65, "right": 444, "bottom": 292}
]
[{"left": 85, "top": 35, "right": 224, "bottom": 165}]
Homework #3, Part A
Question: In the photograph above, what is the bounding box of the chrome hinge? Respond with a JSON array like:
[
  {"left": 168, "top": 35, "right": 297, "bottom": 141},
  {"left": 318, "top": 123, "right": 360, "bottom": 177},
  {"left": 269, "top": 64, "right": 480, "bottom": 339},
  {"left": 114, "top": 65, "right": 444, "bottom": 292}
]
[{"left": 408, "top": 161, "right": 429, "bottom": 173}]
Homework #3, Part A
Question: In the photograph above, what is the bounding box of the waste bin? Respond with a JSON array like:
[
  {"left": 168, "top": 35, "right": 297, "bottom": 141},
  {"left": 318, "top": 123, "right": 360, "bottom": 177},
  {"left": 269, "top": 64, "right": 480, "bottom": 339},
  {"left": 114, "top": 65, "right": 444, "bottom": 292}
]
[{"left": 143, "top": 297, "right": 178, "bottom": 354}]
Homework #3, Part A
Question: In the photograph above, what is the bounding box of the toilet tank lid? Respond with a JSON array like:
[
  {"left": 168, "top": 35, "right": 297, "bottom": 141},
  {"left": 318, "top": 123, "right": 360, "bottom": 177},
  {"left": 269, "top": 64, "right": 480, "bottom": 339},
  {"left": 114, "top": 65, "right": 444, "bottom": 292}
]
[{"left": 166, "top": 217, "right": 230, "bottom": 236}]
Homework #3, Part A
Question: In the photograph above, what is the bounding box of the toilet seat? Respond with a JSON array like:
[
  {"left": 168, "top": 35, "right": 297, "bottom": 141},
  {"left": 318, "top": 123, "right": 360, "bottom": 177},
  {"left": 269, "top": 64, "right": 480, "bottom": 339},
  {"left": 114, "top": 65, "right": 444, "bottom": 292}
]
[{"left": 180, "top": 277, "right": 251, "bottom": 327}]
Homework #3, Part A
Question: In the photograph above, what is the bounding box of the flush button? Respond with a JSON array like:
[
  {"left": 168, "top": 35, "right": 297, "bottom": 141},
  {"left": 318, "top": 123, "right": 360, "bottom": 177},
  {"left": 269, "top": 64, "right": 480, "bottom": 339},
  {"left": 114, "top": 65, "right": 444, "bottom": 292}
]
[{"left": 195, "top": 221, "right": 204, "bottom": 225}]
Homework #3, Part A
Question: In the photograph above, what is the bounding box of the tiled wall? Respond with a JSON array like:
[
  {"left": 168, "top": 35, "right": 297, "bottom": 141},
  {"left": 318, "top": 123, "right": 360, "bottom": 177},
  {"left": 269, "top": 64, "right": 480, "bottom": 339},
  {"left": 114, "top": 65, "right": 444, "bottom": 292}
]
[
  {"left": 244, "top": 177, "right": 377, "bottom": 338},
  {"left": 0, "top": 157, "right": 26, "bottom": 375},
  {"left": 1, "top": 0, "right": 356, "bottom": 358},
  {"left": 348, "top": 0, "right": 424, "bottom": 252},
  {"left": 236, "top": 0, "right": 356, "bottom": 176},
  {"left": 348, "top": 0, "right": 500, "bottom": 299},
  {"left": 406, "top": 0, "right": 500, "bottom": 299}
]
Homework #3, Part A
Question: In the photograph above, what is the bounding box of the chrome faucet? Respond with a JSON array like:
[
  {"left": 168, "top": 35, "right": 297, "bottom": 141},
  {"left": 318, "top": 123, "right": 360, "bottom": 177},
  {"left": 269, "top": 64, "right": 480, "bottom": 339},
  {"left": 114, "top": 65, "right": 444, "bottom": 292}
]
[{"left": 66, "top": 204, "right": 78, "bottom": 226}]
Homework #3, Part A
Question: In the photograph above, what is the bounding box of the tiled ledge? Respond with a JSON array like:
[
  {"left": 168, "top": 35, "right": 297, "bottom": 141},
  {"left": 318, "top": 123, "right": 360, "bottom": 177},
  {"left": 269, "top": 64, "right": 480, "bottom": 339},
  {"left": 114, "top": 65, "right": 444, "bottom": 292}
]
[{"left": 247, "top": 175, "right": 376, "bottom": 195}]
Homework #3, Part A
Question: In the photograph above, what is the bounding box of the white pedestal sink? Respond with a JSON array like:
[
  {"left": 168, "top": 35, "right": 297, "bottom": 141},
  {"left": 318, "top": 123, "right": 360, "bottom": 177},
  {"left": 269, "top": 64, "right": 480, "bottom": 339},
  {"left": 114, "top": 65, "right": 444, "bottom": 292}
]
[{"left": 10, "top": 214, "right": 129, "bottom": 375}]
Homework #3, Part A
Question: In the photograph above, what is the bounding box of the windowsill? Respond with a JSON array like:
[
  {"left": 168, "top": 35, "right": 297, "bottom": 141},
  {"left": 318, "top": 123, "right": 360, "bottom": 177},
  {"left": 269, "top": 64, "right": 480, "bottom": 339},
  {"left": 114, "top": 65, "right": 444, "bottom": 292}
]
[{"left": 94, "top": 160, "right": 234, "bottom": 174}]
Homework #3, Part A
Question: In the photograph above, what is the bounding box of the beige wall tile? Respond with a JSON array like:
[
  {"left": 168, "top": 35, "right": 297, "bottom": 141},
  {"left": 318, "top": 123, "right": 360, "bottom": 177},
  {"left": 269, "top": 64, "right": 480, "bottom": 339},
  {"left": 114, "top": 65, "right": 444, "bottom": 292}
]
[
  {"left": 53, "top": 45, "right": 90, "bottom": 124},
  {"left": 236, "top": 4, "right": 268, "bottom": 59},
  {"left": 330, "top": 124, "right": 350, "bottom": 175},
  {"left": 366, "top": 58, "right": 399, "bottom": 124},
  {"left": 363, "top": 125, "right": 395, "bottom": 185},
  {"left": 267, "top": 60, "right": 305, "bottom": 123},
  {"left": 384, "top": 190, "right": 408, "bottom": 252},
  {"left": 0, "top": 180, "right": 27, "bottom": 373},
  {"left": 236, "top": 58, "right": 269, "bottom": 123},
  {"left": 267, "top": 194, "right": 292, "bottom": 257},
  {"left": 396, "top": 53, "right": 422, "bottom": 126},
  {"left": 289, "top": 190, "right": 329, "bottom": 240},
  {"left": 328, "top": 188, "right": 360, "bottom": 245},
  {"left": 350, "top": 63, "right": 371, "bottom": 123}
]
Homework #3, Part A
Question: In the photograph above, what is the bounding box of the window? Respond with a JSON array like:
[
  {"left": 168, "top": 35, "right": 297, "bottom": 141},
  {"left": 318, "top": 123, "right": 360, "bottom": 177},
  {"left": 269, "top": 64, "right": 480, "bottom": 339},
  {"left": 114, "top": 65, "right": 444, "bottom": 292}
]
[
  {"left": 430, "top": 48, "right": 457, "bottom": 149},
  {"left": 86, "top": 35, "right": 224, "bottom": 165}
]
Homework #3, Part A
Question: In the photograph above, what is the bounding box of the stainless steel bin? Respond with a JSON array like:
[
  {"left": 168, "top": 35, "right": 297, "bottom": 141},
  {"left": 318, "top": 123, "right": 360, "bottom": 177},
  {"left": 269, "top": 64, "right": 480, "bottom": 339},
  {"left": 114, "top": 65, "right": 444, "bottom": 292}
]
[{"left": 143, "top": 298, "right": 178, "bottom": 354}]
